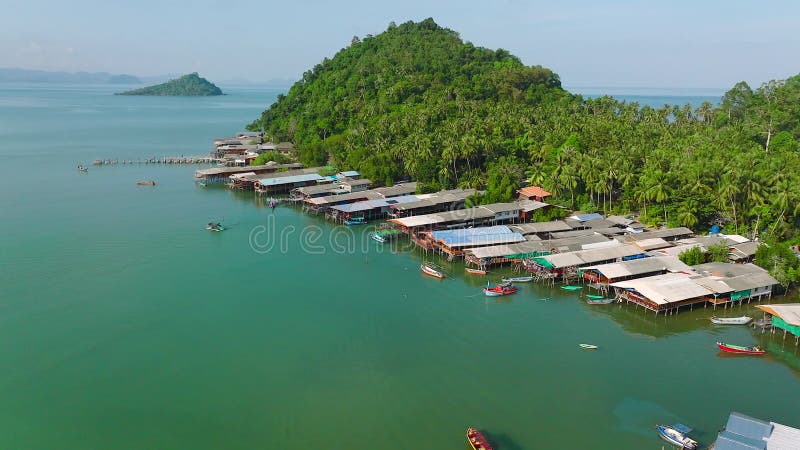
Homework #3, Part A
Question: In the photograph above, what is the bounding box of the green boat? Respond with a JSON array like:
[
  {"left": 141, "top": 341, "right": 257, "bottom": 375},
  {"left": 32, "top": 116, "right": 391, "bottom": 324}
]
[{"left": 560, "top": 285, "right": 582, "bottom": 291}]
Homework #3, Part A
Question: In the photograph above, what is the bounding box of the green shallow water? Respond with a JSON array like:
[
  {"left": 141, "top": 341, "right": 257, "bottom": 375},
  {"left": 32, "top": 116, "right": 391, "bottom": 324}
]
[{"left": 1, "top": 84, "right": 798, "bottom": 449}]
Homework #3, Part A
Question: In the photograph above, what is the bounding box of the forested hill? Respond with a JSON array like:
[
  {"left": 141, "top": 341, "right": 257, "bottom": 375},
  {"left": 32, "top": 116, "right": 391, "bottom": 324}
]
[
  {"left": 116, "top": 73, "right": 222, "bottom": 96},
  {"left": 247, "top": 18, "right": 567, "bottom": 186},
  {"left": 248, "top": 19, "right": 800, "bottom": 251}
]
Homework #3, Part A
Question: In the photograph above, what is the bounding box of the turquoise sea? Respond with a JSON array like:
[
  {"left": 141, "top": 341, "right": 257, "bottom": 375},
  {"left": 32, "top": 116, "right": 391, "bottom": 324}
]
[{"left": 1, "top": 83, "right": 798, "bottom": 449}]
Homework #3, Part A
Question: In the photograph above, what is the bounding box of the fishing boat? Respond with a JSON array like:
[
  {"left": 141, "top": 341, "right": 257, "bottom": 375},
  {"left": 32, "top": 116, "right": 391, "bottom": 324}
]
[
  {"left": 371, "top": 229, "right": 401, "bottom": 243},
  {"left": 579, "top": 344, "right": 598, "bottom": 349},
  {"left": 465, "top": 267, "right": 488, "bottom": 275},
  {"left": 716, "top": 341, "right": 765, "bottom": 355},
  {"left": 586, "top": 295, "right": 616, "bottom": 305},
  {"left": 656, "top": 424, "right": 698, "bottom": 450},
  {"left": 710, "top": 316, "right": 753, "bottom": 325},
  {"left": 466, "top": 428, "right": 492, "bottom": 450},
  {"left": 501, "top": 275, "right": 533, "bottom": 283},
  {"left": 136, "top": 180, "right": 156, "bottom": 186},
  {"left": 345, "top": 217, "right": 366, "bottom": 226},
  {"left": 206, "top": 222, "right": 225, "bottom": 232},
  {"left": 421, "top": 263, "right": 445, "bottom": 279},
  {"left": 483, "top": 282, "right": 518, "bottom": 297},
  {"left": 560, "top": 285, "right": 582, "bottom": 291}
]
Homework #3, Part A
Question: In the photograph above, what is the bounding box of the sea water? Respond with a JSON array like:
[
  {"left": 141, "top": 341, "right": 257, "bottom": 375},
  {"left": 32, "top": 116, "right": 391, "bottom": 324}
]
[{"left": 0, "top": 83, "right": 797, "bottom": 449}]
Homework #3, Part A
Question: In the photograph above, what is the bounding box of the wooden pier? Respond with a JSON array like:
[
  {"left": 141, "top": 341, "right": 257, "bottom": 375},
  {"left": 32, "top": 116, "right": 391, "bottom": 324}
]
[{"left": 92, "top": 156, "right": 218, "bottom": 165}]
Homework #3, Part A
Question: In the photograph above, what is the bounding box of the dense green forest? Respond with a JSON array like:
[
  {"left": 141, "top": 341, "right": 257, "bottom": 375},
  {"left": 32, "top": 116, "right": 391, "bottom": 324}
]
[
  {"left": 248, "top": 19, "right": 800, "bottom": 244},
  {"left": 117, "top": 73, "right": 222, "bottom": 96}
]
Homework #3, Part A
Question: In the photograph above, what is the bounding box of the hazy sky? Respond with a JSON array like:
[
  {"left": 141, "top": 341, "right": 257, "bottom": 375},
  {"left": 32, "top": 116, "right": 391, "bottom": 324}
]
[{"left": 2, "top": 0, "right": 798, "bottom": 88}]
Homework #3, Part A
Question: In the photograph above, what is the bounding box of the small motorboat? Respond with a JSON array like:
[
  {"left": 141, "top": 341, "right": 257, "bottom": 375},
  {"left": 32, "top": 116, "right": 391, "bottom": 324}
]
[
  {"left": 483, "top": 282, "right": 518, "bottom": 297},
  {"left": 579, "top": 344, "right": 598, "bottom": 349},
  {"left": 465, "top": 267, "right": 487, "bottom": 275},
  {"left": 345, "top": 217, "right": 366, "bottom": 226},
  {"left": 421, "top": 263, "right": 444, "bottom": 279},
  {"left": 710, "top": 316, "right": 753, "bottom": 325},
  {"left": 586, "top": 295, "right": 616, "bottom": 305},
  {"left": 656, "top": 424, "right": 698, "bottom": 450},
  {"left": 466, "top": 427, "right": 493, "bottom": 450},
  {"left": 206, "top": 222, "right": 225, "bottom": 232},
  {"left": 716, "top": 341, "right": 765, "bottom": 355},
  {"left": 501, "top": 276, "right": 533, "bottom": 283},
  {"left": 560, "top": 285, "right": 582, "bottom": 291},
  {"left": 268, "top": 198, "right": 278, "bottom": 209},
  {"left": 371, "top": 229, "right": 401, "bottom": 243},
  {"left": 136, "top": 180, "right": 156, "bottom": 186},
  {"left": 77, "top": 165, "right": 88, "bottom": 172}
]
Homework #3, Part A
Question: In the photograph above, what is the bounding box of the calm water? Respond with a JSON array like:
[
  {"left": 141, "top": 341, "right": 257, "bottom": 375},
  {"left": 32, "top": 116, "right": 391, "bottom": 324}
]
[{"left": 1, "top": 84, "right": 798, "bottom": 450}]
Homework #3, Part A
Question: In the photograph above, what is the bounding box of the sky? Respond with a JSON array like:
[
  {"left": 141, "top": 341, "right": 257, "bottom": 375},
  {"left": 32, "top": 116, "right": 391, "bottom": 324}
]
[{"left": 1, "top": 0, "right": 799, "bottom": 89}]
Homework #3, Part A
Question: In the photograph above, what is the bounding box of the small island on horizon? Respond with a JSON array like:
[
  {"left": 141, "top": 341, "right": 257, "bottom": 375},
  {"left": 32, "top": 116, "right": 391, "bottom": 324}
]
[{"left": 116, "top": 73, "right": 223, "bottom": 96}]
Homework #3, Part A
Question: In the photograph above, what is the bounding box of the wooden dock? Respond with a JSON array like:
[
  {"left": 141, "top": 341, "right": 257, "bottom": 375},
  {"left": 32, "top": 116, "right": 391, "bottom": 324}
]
[{"left": 92, "top": 156, "right": 218, "bottom": 165}]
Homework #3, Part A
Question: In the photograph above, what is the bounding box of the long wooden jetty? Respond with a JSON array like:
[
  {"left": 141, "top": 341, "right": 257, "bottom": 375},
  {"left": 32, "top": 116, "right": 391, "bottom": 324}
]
[{"left": 92, "top": 156, "right": 217, "bottom": 165}]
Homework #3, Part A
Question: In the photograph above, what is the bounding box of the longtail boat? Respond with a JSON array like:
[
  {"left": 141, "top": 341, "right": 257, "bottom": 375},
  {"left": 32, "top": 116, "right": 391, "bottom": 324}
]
[
  {"left": 656, "top": 424, "right": 697, "bottom": 450},
  {"left": 466, "top": 428, "right": 492, "bottom": 450},
  {"left": 421, "top": 263, "right": 444, "bottom": 279},
  {"left": 483, "top": 282, "right": 518, "bottom": 297},
  {"left": 501, "top": 275, "right": 533, "bottom": 283},
  {"left": 586, "top": 297, "right": 615, "bottom": 305},
  {"left": 465, "top": 268, "right": 488, "bottom": 275},
  {"left": 345, "top": 217, "right": 366, "bottom": 225},
  {"left": 716, "top": 341, "right": 765, "bottom": 355},
  {"left": 710, "top": 316, "right": 752, "bottom": 325},
  {"left": 560, "top": 285, "right": 582, "bottom": 291},
  {"left": 579, "top": 343, "right": 598, "bottom": 349}
]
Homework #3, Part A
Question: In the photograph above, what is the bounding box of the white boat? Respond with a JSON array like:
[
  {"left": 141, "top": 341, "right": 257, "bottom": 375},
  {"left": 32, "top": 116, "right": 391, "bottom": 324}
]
[
  {"left": 710, "top": 316, "right": 753, "bottom": 325},
  {"left": 501, "top": 276, "right": 534, "bottom": 283},
  {"left": 421, "top": 263, "right": 444, "bottom": 279},
  {"left": 657, "top": 425, "right": 697, "bottom": 450},
  {"left": 579, "top": 344, "right": 598, "bottom": 349}
]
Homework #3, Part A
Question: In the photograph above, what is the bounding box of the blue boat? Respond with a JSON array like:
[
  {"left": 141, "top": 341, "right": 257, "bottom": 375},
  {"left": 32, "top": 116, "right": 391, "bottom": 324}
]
[
  {"left": 345, "top": 217, "right": 366, "bottom": 226},
  {"left": 656, "top": 424, "right": 697, "bottom": 449}
]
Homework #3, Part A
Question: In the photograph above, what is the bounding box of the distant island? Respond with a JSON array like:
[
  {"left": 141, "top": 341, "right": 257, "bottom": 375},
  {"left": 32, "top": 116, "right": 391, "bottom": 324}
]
[
  {"left": 116, "top": 73, "right": 223, "bottom": 96},
  {"left": 0, "top": 67, "right": 141, "bottom": 84}
]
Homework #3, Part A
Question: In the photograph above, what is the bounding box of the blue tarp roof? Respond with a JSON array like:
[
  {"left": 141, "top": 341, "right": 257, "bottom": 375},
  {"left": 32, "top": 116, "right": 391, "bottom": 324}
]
[
  {"left": 431, "top": 225, "right": 526, "bottom": 248},
  {"left": 259, "top": 173, "right": 324, "bottom": 186}
]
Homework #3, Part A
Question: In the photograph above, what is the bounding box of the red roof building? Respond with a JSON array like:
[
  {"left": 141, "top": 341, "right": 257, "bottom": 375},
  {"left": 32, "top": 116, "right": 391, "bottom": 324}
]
[{"left": 517, "top": 185, "right": 552, "bottom": 201}]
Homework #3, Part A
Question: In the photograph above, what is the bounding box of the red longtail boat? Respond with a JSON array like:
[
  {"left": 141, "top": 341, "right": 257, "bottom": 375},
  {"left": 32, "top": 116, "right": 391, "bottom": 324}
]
[
  {"left": 467, "top": 428, "right": 493, "bottom": 450},
  {"left": 716, "top": 341, "right": 766, "bottom": 355},
  {"left": 483, "top": 282, "right": 518, "bottom": 297}
]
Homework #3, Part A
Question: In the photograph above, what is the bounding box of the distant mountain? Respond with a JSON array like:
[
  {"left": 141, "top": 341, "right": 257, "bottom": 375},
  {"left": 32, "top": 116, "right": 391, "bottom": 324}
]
[
  {"left": 116, "top": 73, "right": 223, "bottom": 96},
  {"left": 0, "top": 68, "right": 141, "bottom": 84}
]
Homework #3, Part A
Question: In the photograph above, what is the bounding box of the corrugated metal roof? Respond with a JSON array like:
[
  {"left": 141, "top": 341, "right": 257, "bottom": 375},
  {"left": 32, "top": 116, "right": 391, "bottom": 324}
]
[
  {"left": 258, "top": 173, "right": 324, "bottom": 186},
  {"left": 466, "top": 242, "right": 545, "bottom": 259},
  {"left": 389, "top": 207, "right": 495, "bottom": 228},
  {"left": 373, "top": 182, "right": 418, "bottom": 198},
  {"left": 713, "top": 431, "right": 767, "bottom": 450},
  {"left": 722, "top": 271, "right": 778, "bottom": 292},
  {"left": 725, "top": 412, "right": 773, "bottom": 441},
  {"left": 572, "top": 213, "right": 604, "bottom": 222},
  {"left": 768, "top": 422, "right": 800, "bottom": 449},
  {"left": 306, "top": 190, "right": 381, "bottom": 205},
  {"left": 510, "top": 221, "right": 572, "bottom": 235},
  {"left": 330, "top": 195, "right": 420, "bottom": 213},
  {"left": 755, "top": 304, "right": 800, "bottom": 326},
  {"left": 584, "top": 256, "right": 692, "bottom": 280},
  {"left": 480, "top": 202, "right": 522, "bottom": 214},
  {"left": 611, "top": 273, "right": 714, "bottom": 305},
  {"left": 431, "top": 225, "right": 526, "bottom": 248},
  {"left": 517, "top": 200, "right": 550, "bottom": 212}
]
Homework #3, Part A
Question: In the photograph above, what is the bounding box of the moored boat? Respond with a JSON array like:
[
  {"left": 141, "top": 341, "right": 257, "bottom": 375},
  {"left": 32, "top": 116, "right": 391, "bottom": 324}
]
[
  {"left": 465, "top": 267, "right": 487, "bottom": 275},
  {"left": 466, "top": 427, "right": 492, "bottom": 450},
  {"left": 501, "top": 275, "right": 533, "bottom": 283},
  {"left": 586, "top": 296, "right": 616, "bottom": 305},
  {"left": 710, "top": 316, "right": 753, "bottom": 325},
  {"left": 421, "top": 263, "right": 444, "bottom": 279},
  {"left": 136, "top": 180, "right": 156, "bottom": 186},
  {"left": 77, "top": 165, "right": 88, "bottom": 172},
  {"left": 656, "top": 424, "right": 697, "bottom": 450},
  {"left": 579, "top": 343, "right": 598, "bottom": 349},
  {"left": 483, "top": 282, "right": 518, "bottom": 297},
  {"left": 345, "top": 217, "right": 366, "bottom": 225},
  {"left": 560, "top": 285, "right": 582, "bottom": 291},
  {"left": 371, "top": 229, "right": 401, "bottom": 243},
  {"left": 716, "top": 341, "right": 765, "bottom": 355}
]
